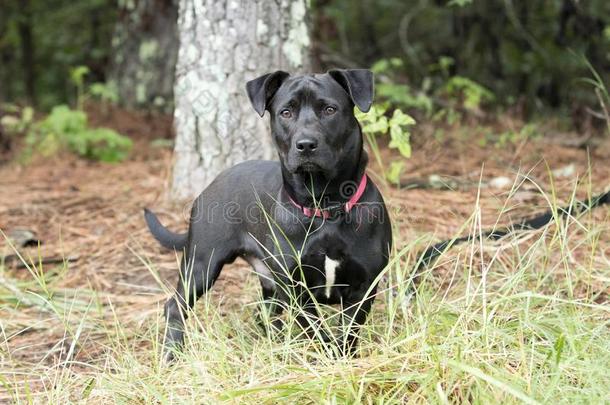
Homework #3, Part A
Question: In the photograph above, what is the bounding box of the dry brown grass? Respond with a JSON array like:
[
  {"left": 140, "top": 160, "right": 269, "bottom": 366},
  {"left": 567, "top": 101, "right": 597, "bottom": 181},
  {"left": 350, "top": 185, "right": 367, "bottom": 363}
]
[{"left": 0, "top": 117, "right": 608, "bottom": 402}]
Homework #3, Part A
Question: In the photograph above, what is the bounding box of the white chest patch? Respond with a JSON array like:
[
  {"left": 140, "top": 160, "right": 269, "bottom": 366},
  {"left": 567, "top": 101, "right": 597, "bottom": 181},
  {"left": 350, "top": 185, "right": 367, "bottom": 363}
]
[{"left": 324, "top": 256, "right": 341, "bottom": 298}]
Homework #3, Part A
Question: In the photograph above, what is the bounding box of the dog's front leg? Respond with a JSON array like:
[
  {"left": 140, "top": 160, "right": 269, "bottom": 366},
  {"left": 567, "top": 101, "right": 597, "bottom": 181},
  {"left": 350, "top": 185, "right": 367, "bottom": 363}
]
[
  {"left": 257, "top": 287, "right": 286, "bottom": 334},
  {"left": 294, "top": 298, "right": 324, "bottom": 338},
  {"left": 272, "top": 280, "right": 325, "bottom": 341},
  {"left": 339, "top": 285, "right": 377, "bottom": 356}
]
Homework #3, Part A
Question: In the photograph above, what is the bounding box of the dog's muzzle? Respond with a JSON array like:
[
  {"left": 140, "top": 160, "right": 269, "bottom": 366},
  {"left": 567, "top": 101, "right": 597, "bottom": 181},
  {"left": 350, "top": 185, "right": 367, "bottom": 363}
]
[{"left": 288, "top": 141, "right": 334, "bottom": 175}]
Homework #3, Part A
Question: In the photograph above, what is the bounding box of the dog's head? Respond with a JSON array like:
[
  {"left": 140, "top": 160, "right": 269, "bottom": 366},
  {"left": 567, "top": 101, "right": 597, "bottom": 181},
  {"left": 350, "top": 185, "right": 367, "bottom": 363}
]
[{"left": 246, "top": 70, "right": 373, "bottom": 180}]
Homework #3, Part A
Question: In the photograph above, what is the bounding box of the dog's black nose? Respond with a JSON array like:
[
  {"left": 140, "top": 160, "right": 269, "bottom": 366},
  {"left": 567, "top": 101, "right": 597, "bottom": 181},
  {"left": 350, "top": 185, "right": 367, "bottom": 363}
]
[{"left": 296, "top": 138, "right": 318, "bottom": 153}]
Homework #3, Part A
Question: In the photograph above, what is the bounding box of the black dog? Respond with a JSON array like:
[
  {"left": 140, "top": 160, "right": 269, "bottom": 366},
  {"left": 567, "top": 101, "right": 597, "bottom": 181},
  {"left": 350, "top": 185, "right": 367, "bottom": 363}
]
[{"left": 145, "top": 70, "right": 392, "bottom": 361}]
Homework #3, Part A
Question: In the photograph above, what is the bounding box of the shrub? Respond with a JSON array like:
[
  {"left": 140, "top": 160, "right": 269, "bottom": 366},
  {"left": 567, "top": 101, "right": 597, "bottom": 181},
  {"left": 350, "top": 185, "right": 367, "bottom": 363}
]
[
  {"left": 25, "top": 105, "right": 132, "bottom": 162},
  {"left": 356, "top": 105, "right": 415, "bottom": 184}
]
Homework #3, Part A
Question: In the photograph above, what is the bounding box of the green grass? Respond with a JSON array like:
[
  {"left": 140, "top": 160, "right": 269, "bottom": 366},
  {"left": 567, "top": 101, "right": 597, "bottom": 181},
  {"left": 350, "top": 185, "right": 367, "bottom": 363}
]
[{"left": 1, "top": 184, "right": 609, "bottom": 404}]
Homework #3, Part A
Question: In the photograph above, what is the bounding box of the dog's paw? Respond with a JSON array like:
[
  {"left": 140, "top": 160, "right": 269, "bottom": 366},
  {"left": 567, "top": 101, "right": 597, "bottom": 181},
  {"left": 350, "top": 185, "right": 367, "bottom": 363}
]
[
  {"left": 162, "top": 350, "right": 176, "bottom": 365},
  {"left": 256, "top": 315, "right": 285, "bottom": 338},
  {"left": 161, "top": 345, "right": 182, "bottom": 365}
]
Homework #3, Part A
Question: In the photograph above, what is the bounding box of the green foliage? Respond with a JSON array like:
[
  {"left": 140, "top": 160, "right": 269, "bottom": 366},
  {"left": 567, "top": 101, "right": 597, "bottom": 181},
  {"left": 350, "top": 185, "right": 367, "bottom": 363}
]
[
  {"left": 372, "top": 58, "right": 435, "bottom": 115},
  {"left": 356, "top": 105, "right": 415, "bottom": 184},
  {"left": 70, "top": 66, "right": 90, "bottom": 88},
  {"left": 70, "top": 66, "right": 90, "bottom": 110},
  {"left": 24, "top": 105, "right": 132, "bottom": 162},
  {"left": 442, "top": 76, "right": 494, "bottom": 112},
  {"left": 388, "top": 109, "right": 416, "bottom": 157},
  {"left": 356, "top": 105, "right": 389, "bottom": 134},
  {"left": 376, "top": 83, "right": 434, "bottom": 115},
  {"left": 385, "top": 160, "right": 405, "bottom": 185},
  {"left": 578, "top": 56, "right": 610, "bottom": 135},
  {"left": 370, "top": 57, "right": 404, "bottom": 75},
  {"left": 68, "top": 66, "right": 119, "bottom": 111},
  {"left": 370, "top": 56, "right": 493, "bottom": 123},
  {"left": 447, "top": 0, "right": 473, "bottom": 7},
  {"left": 89, "top": 81, "right": 119, "bottom": 115},
  {"left": 89, "top": 82, "right": 119, "bottom": 105},
  {"left": 0, "top": 0, "right": 118, "bottom": 109},
  {"left": 0, "top": 0, "right": 606, "bottom": 121},
  {"left": 478, "top": 123, "right": 542, "bottom": 148},
  {"left": 1, "top": 105, "right": 34, "bottom": 134},
  {"left": 316, "top": 0, "right": 610, "bottom": 117}
]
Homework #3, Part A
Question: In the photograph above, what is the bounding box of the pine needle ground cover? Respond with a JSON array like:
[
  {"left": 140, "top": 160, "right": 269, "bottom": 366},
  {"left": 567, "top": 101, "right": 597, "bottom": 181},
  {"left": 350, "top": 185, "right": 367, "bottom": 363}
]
[{"left": 1, "top": 121, "right": 608, "bottom": 403}]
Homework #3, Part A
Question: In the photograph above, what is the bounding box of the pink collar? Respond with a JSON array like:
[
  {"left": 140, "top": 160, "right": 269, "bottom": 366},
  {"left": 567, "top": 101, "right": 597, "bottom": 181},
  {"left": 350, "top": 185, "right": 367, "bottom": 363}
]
[{"left": 287, "top": 174, "right": 368, "bottom": 219}]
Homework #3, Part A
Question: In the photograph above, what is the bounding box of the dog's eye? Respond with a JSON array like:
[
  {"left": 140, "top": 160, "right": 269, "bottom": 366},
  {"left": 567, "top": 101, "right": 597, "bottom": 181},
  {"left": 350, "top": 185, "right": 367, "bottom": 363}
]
[
  {"left": 324, "top": 106, "right": 337, "bottom": 115},
  {"left": 280, "top": 109, "right": 292, "bottom": 119}
]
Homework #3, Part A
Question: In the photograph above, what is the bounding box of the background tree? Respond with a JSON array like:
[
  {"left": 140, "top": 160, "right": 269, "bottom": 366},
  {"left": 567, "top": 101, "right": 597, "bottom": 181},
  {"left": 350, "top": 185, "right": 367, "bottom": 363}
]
[
  {"left": 0, "top": 0, "right": 608, "bottom": 142},
  {"left": 0, "top": 0, "right": 117, "bottom": 109},
  {"left": 170, "top": 0, "right": 311, "bottom": 199},
  {"left": 108, "top": 0, "right": 179, "bottom": 112}
]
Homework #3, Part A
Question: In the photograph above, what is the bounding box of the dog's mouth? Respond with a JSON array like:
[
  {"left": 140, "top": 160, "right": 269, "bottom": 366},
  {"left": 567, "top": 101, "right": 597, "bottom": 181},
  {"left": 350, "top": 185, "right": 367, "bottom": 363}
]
[
  {"left": 287, "top": 154, "right": 334, "bottom": 177},
  {"left": 296, "top": 162, "right": 322, "bottom": 174}
]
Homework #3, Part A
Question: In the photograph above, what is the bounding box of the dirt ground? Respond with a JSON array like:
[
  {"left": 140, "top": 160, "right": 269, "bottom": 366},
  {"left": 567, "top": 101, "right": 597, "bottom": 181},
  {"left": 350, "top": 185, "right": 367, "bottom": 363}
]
[{"left": 1, "top": 109, "right": 609, "bottom": 383}]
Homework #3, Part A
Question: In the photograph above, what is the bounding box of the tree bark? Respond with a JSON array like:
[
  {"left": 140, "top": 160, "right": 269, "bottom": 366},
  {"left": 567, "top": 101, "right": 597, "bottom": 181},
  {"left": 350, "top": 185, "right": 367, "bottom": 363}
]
[
  {"left": 171, "top": 0, "right": 311, "bottom": 199},
  {"left": 108, "top": 0, "right": 179, "bottom": 112}
]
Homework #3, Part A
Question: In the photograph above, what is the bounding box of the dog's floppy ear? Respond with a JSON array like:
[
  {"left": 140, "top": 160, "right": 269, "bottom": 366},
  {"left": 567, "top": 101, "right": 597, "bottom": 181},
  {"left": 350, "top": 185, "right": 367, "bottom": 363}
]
[
  {"left": 328, "top": 69, "right": 374, "bottom": 113},
  {"left": 246, "top": 71, "right": 290, "bottom": 117}
]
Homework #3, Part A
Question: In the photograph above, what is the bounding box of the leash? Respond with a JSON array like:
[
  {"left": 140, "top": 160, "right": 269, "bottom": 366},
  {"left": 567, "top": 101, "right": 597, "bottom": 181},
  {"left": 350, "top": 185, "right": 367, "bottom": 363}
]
[
  {"left": 287, "top": 174, "right": 368, "bottom": 219},
  {"left": 415, "top": 188, "right": 610, "bottom": 270}
]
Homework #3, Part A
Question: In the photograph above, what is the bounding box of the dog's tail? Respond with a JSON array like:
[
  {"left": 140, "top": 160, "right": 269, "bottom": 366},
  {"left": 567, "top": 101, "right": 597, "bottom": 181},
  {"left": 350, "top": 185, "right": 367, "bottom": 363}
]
[
  {"left": 416, "top": 189, "right": 610, "bottom": 270},
  {"left": 143, "top": 208, "right": 188, "bottom": 250}
]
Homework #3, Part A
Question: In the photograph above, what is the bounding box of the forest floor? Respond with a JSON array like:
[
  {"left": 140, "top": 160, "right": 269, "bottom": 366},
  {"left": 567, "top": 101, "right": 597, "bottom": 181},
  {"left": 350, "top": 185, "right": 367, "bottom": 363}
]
[{"left": 0, "top": 107, "right": 609, "bottom": 403}]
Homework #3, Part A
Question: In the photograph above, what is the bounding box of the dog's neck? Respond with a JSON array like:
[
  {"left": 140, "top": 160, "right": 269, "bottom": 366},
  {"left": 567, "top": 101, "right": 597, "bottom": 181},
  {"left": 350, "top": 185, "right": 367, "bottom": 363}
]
[{"left": 281, "top": 141, "right": 368, "bottom": 209}]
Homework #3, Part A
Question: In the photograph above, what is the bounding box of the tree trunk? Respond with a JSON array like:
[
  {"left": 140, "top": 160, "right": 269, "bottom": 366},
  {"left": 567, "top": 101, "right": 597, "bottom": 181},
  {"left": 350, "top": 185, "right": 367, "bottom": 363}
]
[
  {"left": 171, "top": 0, "right": 311, "bottom": 199},
  {"left": 108, "top": 0, "right": 179, "bottom": 112}
]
